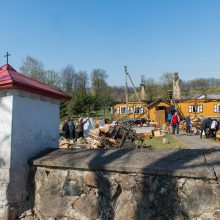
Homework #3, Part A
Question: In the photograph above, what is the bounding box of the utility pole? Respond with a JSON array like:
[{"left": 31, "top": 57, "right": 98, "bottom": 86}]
[
  {"left": 124, "top": 66, "right": 142, "bottom": 103},
  {"left": 124, "top": 66, "right": 129, "bottom": 115}
]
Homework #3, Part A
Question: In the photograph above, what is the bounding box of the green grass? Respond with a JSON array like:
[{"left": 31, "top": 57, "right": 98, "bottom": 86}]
[{"left": 143, "top": 134, "right": 186, "bottom": 149}]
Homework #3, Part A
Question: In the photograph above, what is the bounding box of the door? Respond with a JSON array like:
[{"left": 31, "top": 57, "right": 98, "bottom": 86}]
[{"left": 155, "top": 110, "right": 166, "bottom": 126}]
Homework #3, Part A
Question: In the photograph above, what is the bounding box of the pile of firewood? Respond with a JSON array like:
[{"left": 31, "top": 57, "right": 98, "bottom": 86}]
[
  {"left": 59, "top": 124, "right": 144, "bottom": 149},
  {"left": 87, "top": 124, "right": 143, "bottom": 148}
]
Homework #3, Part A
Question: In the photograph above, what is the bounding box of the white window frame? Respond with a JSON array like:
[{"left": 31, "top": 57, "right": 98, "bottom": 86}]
[
  {"left": 189, "top": 105, "right": 203, "bottom": 113},
  {"left": 127, "top": 106, "right": 130, "bottom": 114},
  {"left": 214, "top": 104, "right": 220, "bottom": 113},
  {"left": 116, "top": 107, "right": 120, "bottom": 114},
  {"left": 120, "top": 106, "right": 126, "bottom": 114},
  {"left": 134, "top": 106, "right": 144, "bottom": 114}
]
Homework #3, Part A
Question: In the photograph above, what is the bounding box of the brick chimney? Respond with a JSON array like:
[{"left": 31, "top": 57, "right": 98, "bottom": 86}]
[
  {"left": 140, "top": 83, "right": 146, "bottom": 100},
  {"left": 173, "top": 72, "right": 181, "bottom": 100}
]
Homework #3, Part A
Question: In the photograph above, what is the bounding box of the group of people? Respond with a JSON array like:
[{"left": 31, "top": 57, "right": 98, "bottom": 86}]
[
  {"left": 200, "top": 117, "right": 219, "bottom": 139},
  {"left": 62, "top": 117, "right": 89, "bottom": 140},
  {"left": 168, "top": 110, "right": 220, "bottom": 139},
  {"left": 167, "top": 111, "right": 191, "bottom": 135}
]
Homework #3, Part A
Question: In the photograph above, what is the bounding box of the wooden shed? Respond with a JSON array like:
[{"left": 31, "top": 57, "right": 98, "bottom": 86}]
[
  {"left": 113, "top": 99, "right": 174, "bottom": 125},
  {"left": 147, "top": 99, "right": 174, "bottom": 126}
]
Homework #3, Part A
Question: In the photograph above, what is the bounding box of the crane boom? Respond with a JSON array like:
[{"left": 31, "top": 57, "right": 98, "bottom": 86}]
[
  {"left": 124, "top": 66, "right": 149, "bottom": 120},
  {"left": 124, "top": 66, "right": 142, "bottom": 103}
]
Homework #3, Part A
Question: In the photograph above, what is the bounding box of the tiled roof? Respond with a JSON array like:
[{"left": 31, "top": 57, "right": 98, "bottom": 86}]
[{"left": 0, "top": 64, "right": 70, "bottom": 100}]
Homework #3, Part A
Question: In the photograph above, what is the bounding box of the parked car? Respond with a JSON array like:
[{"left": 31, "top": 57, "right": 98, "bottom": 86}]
[{"left": 120, "top": 118, "right": 148, "bottom": 127}]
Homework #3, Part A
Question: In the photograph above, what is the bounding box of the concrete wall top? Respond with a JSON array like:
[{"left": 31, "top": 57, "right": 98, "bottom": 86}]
[{"left": 31, "top": 148, "right": 220, "bottom": 180}]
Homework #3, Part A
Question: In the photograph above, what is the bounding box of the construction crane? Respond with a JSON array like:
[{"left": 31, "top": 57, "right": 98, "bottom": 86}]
[
  {"left": 124, "top": 66, "right": 148, "bottom": 119},
  {"left": 124, "top": 66, "right": 142, "bottom": 103}
]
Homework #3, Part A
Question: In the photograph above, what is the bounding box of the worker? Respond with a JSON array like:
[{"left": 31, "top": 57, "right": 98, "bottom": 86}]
[
  {"left": 68, "top": 118, "right": 76, "bottom": 140},
  {"left": 167, "top": 111, "right": 173, "bottom": 124},
  {"left": 185, "top": 114, "right": 191, "bottom": 136},
  {"left": 62, "top": 118, "right": 70, "bottom": 139},
  {"left": 171, "top": 111, "right": 180, "bottom": 135},
  {"left": 76, "top": 117, "right": 89, "bottom": 139}
]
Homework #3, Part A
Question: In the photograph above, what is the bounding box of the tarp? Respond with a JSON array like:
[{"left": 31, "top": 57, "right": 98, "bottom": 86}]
[{"left": 83, "top": 118, "right": 95, "bottom": 137}]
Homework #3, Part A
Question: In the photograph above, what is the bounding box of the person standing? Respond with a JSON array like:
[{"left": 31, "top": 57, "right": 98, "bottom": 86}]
[
  {"left": 68, "top": 119, "right": 75, "bottom": 140},
  {"left": 62, "top": 118, "right": 70, "bottom": 139},
  {"left": 167, "top": 111, "right": 173, "bottom": 133},
  {"left": 171, "top": 112, "right": 180, "bottom": 134},
  {"left": 76, "top": 117, "right": 89, "bottom": 139},
  {"left": 167, "top": 111, "right": 173, "bottom": 124},
  {"left": 185, "top": 115, "right": 191, "bottom": 136}
]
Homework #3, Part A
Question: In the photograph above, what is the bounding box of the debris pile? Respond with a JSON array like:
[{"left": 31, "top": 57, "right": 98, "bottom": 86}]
[
  {"left": 59, "top": 123, "right": 144, "bottom": 149},
  {"left": 87, "top": 124, "right": 144, "bottom": 148}
]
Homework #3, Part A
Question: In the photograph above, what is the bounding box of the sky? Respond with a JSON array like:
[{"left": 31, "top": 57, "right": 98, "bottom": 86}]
[{"left": 1, "top": 0, "right": 220, "bottom": 86}]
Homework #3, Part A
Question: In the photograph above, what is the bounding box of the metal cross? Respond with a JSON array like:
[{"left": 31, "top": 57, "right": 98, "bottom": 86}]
[{"left": 4, "top": 52, "right": 11, "bottom": 64}]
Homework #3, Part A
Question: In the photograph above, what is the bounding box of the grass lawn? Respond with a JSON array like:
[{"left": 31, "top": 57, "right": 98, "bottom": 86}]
[{"left": 143, "top": 134, "right": 186, "bottom": 149}]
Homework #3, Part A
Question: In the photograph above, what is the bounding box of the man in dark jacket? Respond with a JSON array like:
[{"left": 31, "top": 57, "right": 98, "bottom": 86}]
[
  {"left": 185, "top": 115, "right": 191, "bottom": 136},
  {"left": 62, "top": 119, "right": 70, "bottom": 139},
  {"left": 200, "top": 118, "right": 212, "bottom": 139}
]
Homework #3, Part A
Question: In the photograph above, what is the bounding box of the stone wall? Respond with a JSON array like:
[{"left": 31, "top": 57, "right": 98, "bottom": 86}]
[{"left": 21, "top": 148, "right": 220, "bottom": 220}]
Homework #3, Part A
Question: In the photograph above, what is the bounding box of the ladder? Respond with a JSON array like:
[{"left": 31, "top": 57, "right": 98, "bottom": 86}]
[{"left": 171, "top": 99, "right": 185, "bottom": 119}]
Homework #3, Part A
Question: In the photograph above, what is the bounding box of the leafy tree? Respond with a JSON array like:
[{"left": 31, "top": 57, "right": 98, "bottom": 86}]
[
  {"left": 83, "top": 95, "right": 102, "bottom": 116},
  {"left": 60, "top": 100, "right": 68, "bottom": 119}
]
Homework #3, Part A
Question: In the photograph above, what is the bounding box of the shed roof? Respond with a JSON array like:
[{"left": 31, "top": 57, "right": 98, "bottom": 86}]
[
  {"left": 0, "top": 64, "right": 71, "bottom": 100},
  {"left": 147, "top": 99, "right": 173, "bottom": 108}
]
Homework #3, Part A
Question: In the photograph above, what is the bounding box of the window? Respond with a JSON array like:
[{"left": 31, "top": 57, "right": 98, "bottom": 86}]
[
  {"left": 134, "top": 107, "right": 144, "bottom": 114},
  {"left": 120, "top": 107, "right": 126, "bottom": 114},
  {"left": 214, "top": 104, "right": 220, "bottom": 113},
  {"left": 189, "top": 105, "right": 203, "bottom": 113}
]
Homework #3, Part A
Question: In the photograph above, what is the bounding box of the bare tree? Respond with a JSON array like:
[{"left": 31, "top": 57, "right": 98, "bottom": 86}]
[
  {"left": 160, "top": 72, "right": 173, "bottom": 98},
  {"left": 61, "top": 65, "right": 76, "bottom": 93},
  {"left": 20, "top": 56, "right": 45, "bottom": 82},
  {"left": 91, "top": 69, "right": 108, "bottom": 96},
  {"left": 76, "top": 71, "right": 88, "bottom": 95},
  {"left": 145, "top": 78, "right": 158, "bottom": 100},
  {"left": 45, "top": 70, "right": 61, "bottom": 88}
]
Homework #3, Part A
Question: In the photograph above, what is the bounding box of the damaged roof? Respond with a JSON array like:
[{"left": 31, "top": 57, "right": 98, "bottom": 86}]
[{"left": 191, "top": 93, "right": 220, "bottom": 100}]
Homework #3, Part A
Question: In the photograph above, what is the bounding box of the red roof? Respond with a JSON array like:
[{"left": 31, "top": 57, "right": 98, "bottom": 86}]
[{"left": 0, "top": 64, "right": 71, "bottom": 100}]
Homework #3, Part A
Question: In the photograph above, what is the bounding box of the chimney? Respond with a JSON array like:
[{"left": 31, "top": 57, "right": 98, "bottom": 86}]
[
  {"left": 140, "top": 83, "right": 146, "bottom": 100},
  {"left": 173, "top": 72, "right": 181, "bottom": 100}
]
